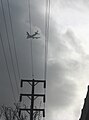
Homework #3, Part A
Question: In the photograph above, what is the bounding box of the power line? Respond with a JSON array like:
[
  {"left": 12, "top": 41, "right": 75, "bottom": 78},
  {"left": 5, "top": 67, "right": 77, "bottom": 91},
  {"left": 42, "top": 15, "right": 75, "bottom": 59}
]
[
  {"left": 27, "top": 0, "right": 34, "bottom": 79},
  {"left": 44, "top": 0, "right": 50, "bottom": 118},
  {"left": 6, "top": 0, "right": 21, "bottom": 84},
  {"left": 0, "top": 32, "right": 16, "bottom": 103},
  {"left": 44, "top": 0, "right": 50, "bottom": 81},
  {"left": 18, "top": 1, "right": 49, "bottom": 120},
  {"left": 0, "top": 0, "right": 19, "bottom": 96},
  {"left": 24, "top": 1, "right": 49, "bottom": 119}
]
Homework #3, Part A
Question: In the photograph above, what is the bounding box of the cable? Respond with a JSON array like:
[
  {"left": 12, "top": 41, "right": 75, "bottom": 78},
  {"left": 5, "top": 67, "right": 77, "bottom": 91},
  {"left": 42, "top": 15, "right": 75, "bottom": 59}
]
[
  {"left": 0, "top": 32, "right": 16, "bottom": 103},
  {"left": 0, "top": 0, "right": 19, "bottom": 96},
  {"left": 44, "top": 0, "right": 50, "bottom": 81},
  {"left": 44, "top": 0, "right": 50, "bottom": 119},
  {"left": 27, "top": 0, "right": 34, "bottom": 79},
  {"left": 6, "top": 0, "right": 21, "bottom": 84}
]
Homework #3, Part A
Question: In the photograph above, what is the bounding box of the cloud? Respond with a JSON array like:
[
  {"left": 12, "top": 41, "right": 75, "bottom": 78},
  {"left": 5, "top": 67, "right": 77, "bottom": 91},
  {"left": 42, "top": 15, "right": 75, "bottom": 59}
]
[
  {"left": 0, "top": 1, "right": 89, "bottom": 120},
  {"left": 57, "top": 0, "right": 89, "bottom": 9}
]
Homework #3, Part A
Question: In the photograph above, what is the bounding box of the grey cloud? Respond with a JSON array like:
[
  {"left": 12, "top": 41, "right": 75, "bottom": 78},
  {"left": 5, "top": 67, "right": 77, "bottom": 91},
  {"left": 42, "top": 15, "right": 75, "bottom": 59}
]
[
  {"left": 48, "top": 80, "right": 76, "bottom": 108},
  {"left": 0, "top": 1, "right": 79, "bottom": 120},
  {"left": 74, "top": 106, "right": 81, "bottom": 120},
  {"left": 0, "top": 0, "right": 46, "bottom": 104},
  {"left": 47, "top": 61, "right": 77, "bottom": 109},
  {"left": 63, "top": 29, "right": 85, "bottom": 55},
  {"left": 56, "top": 0, "right": 89, "bottom": 10}
]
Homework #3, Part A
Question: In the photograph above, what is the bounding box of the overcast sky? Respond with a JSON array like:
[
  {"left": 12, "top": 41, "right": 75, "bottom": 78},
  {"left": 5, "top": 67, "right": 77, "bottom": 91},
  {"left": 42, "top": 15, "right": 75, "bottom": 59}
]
[{"left": 0, "top": 0, "right": 89, "bottom": 120}]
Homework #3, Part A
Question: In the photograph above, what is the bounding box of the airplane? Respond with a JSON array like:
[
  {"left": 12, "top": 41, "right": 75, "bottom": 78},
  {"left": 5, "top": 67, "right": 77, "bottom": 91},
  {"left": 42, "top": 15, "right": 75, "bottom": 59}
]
[{"left": 26, "top": 30, "right": 40, "bottom": 39}]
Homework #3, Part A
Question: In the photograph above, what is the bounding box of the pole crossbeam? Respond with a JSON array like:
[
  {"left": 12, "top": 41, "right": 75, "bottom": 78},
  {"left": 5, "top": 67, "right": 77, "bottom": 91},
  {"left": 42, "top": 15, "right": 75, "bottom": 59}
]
[
  {"left": 20, "top": 94, "right": 45, "bottom": 103},
  {"left": 19, "top": 108, "right": 45, "bottom": 117},
  {"left": 21, "top": 79, "right": 46, "bottom": 88}
]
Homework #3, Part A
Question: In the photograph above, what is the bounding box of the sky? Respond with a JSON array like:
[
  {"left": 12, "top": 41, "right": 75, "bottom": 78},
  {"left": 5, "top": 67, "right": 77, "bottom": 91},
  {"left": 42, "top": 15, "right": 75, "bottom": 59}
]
[{"left": 0, "top": 0, "right": 89, "bottom": 120}]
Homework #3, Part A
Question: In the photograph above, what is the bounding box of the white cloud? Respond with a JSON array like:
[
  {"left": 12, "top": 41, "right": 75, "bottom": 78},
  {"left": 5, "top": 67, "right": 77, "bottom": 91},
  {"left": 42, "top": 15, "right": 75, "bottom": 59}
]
[{"left": 45, "top": 1, "right": 89, "bottom": 119}]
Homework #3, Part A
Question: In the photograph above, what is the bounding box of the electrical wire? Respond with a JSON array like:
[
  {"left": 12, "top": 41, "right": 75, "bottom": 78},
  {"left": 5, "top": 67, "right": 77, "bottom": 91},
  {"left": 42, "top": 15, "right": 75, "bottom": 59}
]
[
  {"left": 6, "top": 0, "right": 21, "bottom": 86},
  {"left": 44, "top": 0, "right": 50, "bottom": 80},
  {"left": 44, "top": 0, "right": 50, "bottom": 119},
  {"left": 0, "top": 0, "right": 19, "bottom": 96},
  {"left": 27, "top": 0, "right": 34, "bottom": 79},
  {"left": 26, "top": 0, "right": 50, "bottom": 119},
  {"left": 0, "top": 32, "right": 16, "bottom": 103}
]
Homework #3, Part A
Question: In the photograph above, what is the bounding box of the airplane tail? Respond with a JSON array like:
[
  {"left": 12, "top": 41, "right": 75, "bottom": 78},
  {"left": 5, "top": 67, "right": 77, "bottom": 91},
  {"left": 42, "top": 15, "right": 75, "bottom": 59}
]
[{"left": 26, "top": 32, "right": 30, "bottom": 39}]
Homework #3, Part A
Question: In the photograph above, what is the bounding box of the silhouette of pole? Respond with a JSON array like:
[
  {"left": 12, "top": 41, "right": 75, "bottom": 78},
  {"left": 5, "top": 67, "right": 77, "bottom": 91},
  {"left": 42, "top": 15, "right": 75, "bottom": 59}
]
[
  {"left": 19, "top": 79, "right": 46, "bottom": 120},
  {"left": 30, "top": 79, "right": 35, "bottom": 120}
]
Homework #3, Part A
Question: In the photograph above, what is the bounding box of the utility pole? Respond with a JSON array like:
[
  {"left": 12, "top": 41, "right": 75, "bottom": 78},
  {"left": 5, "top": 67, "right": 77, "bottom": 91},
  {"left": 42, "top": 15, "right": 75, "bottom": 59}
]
[
  {"left": 19, "top": 79, "right": 46, "bottom": 120},
  {"left": 30, "top": 79, "right": 35, "bottom": 120}
]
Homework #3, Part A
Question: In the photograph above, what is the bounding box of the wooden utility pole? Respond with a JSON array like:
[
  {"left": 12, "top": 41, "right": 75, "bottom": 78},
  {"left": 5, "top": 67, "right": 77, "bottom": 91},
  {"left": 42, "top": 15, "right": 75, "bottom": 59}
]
[{"left": 19, "top": 79, "right": 46, "bottom": 120}]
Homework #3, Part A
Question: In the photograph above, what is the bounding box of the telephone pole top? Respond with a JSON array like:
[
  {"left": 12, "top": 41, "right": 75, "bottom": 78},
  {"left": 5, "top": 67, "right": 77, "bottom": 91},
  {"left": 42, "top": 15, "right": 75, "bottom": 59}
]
[{"left": 19, "top": 79, "right": 46, "bottom": 120}]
